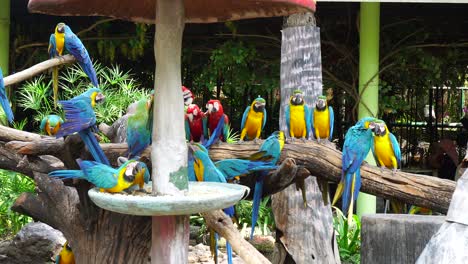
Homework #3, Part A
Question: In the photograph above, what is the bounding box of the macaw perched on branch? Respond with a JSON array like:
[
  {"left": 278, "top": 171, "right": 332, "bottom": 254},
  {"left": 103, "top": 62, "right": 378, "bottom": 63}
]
[
  {"left": 239, "top": 96, "right": 267, "bottom": 143},
  {"left": 0, "top": 68, "right": 14, "bottom": 124},
  {"left": 48, "top": 23, "right": 66, "bottom": 107},
  {"left": 285, "top": 90, "right": 311, "bottom": 141},
  {"left": 62, "top": 24, "right": 99, "bottom": 88},
  {"left": 40, "top": 115, "right": 64, "bottom": 136},
  {"left": 372, "top": 121, "right": 403, "bottom": 213},
  {"left": 56, "top": 88, "right": 109, "bottom": 165},
  {"left": 127, "top": 95, "right": 153, "bottom": 159},
  {"left": 188, "top": 142, "right": 276, "bottom": 264},
  {"left": 248, "top": 131, "right": 284, "bottom": 239},
  {"left": 49, "top": 159, "right": 149, "bottom": 193},
  {"left": 372, "top": 121, "right": 401, "bottom": 172},
  {"left": 185, "top": 104, "right": 206, "bottom": 142},
  {"left": 55, "top": 241, "right": 75, "bottom": 264},
  {"left": 205, "top": 99, "right": 229, "bottom": 142},
  {"left": 332, "top": 117, "right": 377, "bottom": 221},
  {"left": 311, "top": 95, "right": 334, "bottom": 143}
]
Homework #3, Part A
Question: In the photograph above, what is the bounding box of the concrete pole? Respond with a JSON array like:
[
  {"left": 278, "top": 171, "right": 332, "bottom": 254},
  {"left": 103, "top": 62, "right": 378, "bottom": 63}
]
[{"left": 357, "top": 2, "right": 380, "bottom": 218}]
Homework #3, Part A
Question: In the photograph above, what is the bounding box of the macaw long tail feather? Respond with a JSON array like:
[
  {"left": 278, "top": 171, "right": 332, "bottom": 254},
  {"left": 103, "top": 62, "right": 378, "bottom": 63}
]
[
  {"left": 209, "top": 228, "right": 218, "bottom": 264},
  {"left": 342, "top": 172, "right": 353, "bottom": 214},
  {"left": 0, "top": 95, "right": 14, "bottom": 124},
  {"left": 347, "top": 173, "right": 357, "bottom": 225},
  {"left": 48, "top": 170, "right": 84, "bottom": 179},
  {"left": 250, "top": 174, "right": 265, "bottom": 240},
  {"left": 52, "top": 66, "right": 59, "bottom": 107},
  {"left": 204, "top": 114, "right": 225, "bottom": 149},
  {"left": 226, "top": 241, "right": 233, "bottom": 264},
  {"left": 79, "top": 129, "right": 110, "bottom": 165},
  {"left": 78, "top": 61, "right": 99, "bottom": 88}
]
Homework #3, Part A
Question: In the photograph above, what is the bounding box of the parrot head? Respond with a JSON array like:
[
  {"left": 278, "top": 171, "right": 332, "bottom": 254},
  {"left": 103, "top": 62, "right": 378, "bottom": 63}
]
[
  {"left": 135, "top": 161, "right": 150, "bottom": 184},
  {"left": 84, "top": 88, "right": 105, "bottom": 108},
  {"left": 252, "top": 96, "right": 266, "bottom": 112},
  {"left": 356, "top": 117, "right": 378, "bottom": 130},
  {"left": 182, "top": 86, "right": 194, "bottom": 106},
  {"left": 123, "top": 161, "right": 143, "bottom": 183},
  {"left": 206, "top": 100, "right": 223, "bottom": 114},
  {"left": 55, "top": 23, "right": 65, "bottom": 34},
  {"left": 373, "top": 121, "right": 388, "bottom": 137},
  {"left": 290, "top": 90, "right": 304, "bottom": 106},
  {"left": 146, "top": 93, "right": 154, "bottom": 110},
  {"left": 186, "top": 104, "right": 201, "bottom": 122},
  {"left": 316, "top": 95, "right": 328, "bottom": 111},
  {"left": 41, "top": 115, "right": 64, "bottom": 136},
  {"left": 64, "top": 241, "right": 72, "bottom": 252}
]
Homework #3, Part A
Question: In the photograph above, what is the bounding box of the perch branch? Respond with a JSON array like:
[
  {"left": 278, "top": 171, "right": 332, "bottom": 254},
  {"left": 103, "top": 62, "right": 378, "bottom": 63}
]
[
  {"left": 3, "top": 55, "right": 76, "bottom": 87},
  {"left": 202, "top": 210, "right": 271, "bottom": 264}
]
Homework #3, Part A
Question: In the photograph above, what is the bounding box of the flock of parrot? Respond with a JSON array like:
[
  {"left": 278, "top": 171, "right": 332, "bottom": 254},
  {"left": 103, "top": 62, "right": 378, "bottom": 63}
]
[{"left": 0, "top": 21, "right": 405, "bottom": 264}]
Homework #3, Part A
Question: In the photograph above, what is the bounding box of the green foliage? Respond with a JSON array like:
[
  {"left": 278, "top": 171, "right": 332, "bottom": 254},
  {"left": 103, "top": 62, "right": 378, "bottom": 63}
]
[
  {"left": 0, "top": 170, "right": 35, "bottom": 239},
  {"left": 225, "top": 125, "right": 240, "bottom": 144},
  {"left": 333, "top": 207, "right": 361, "bottom": 264},
  {"left": 18, "top": 63, "right": 149, "bottom": 131},
  {"left": 236, "top": 197, "right": 275, "bottom": 236}
]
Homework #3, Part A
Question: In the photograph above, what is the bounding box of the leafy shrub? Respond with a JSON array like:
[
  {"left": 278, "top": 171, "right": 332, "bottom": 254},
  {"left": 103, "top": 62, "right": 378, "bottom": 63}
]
[
  {"left": 333, "top": 206, "right": 361, "bottom": 264},
  {"left": 0, "top": 170, "right": 35, "bottom": 239}
]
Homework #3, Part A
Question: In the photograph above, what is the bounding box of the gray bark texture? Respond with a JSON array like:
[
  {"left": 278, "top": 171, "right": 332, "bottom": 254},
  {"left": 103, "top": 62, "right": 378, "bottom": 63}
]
[
  {"left": 416, "top": 163, "right": 468, "bottom": 264},
  {"left": 273, "top": 12, "right": 338, "bottom": 264}
]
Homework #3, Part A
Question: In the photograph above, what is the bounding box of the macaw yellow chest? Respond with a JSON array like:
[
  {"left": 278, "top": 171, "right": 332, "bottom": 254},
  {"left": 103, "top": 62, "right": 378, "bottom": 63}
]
[
  {"left": 313, "top": 109, "right": 330, "bottom": 139},
  {"left": 55, "top": 33, "right": 65, "bottom": 56},
  {"left": 289, "top": 105, "right": 306, "bottom": 137},
  {"left": 374, "top": 135, "right": 397, "bottom": 169},
  {"left": 100, "top": 171, "right": 133, "bottom": 193},
  {"left": 244, "top": 110, "right": 264, "bottom": 138},
  {"left": 58, "top": 250, "right": 75, "bottom": 264}
]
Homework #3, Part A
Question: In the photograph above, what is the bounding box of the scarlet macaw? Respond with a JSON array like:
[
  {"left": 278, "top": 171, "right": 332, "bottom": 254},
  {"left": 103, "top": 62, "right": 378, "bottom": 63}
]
[{"left": 205, "top": 99, "right": 229, "bottom": 142}]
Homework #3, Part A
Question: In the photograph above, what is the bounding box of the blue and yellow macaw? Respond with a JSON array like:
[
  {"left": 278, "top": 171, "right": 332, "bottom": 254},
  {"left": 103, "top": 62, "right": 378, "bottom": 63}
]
[
  {"left": 332, "top": 117, "right": 377, "bottom": 221},
  {"left": 248, "top": 131, "right": 284, "bottom": 239},
  {"left": 311, "top": 95, "right": 334, "bottom": 143},
  {"left": 372, "top": 121, "right": 401, "bottom": 172},
  {"left": 56, "top": 88, "right": 109, "bottom": 165},
  {"left": 63, "top": 24, "right": 99, "bottom": 87},
  {"left": 55, "top": 241, "right": 75, "bottom": 264},
  {"left": 40, "top": 115, "right": 64, "bottom": 136},
  {"left": 0, "top": 68, "right": 14, "bottom": 124},
  {"left": 48, "top": 23, "right": 66, "bottom": 107},
  {"left": 285, "top": 90, "right": 311, "bottom": 141},
  {"left": 372, "top": 121, "right": 404, "bottom": 213},
  {"left": 127, "top": 95, "right": 153, "bottom": 159},
  {"left": 239, "top": 97, "right": 267, "bottom": 143},
  {"left": 49, "top": 159, "right": 149, "bottom": 193},
  {"left": 189, "top": 143, "right": 276, "bottom": 264}
]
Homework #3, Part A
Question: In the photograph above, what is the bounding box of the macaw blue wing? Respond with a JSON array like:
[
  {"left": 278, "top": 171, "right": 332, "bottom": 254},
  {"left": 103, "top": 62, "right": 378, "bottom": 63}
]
[
  {"left": 55, "top": 99, "right": 95, "bottom": 138},
  {"left": 188, "top": 152, "right": 196, "bottom": 182},
  {"left": 262, "top": 108, "right": 267, "bottom": 131},
  {"left": 240, "top": 106, "right": 250, "bottom": 131},
  {"left": 0, "top": 69, "right": 13, "bottom": 124},
  {"left": 328, "top": 106, "right": 334, "bottom": 141},
  {"left": 389, "top": 132, "right": 402, "bottom": 168},
  {"left": 40, "top": 117, "right": 47, "bottom": 132},
  {"left": 78, "top": 160, "right": 118, "bottom": 188},
  {"left": 310, "top": 107, "right": 316, "bottom": 139},
  {"left": 214, "top": 159, "right": 276, "bottom": 180},
  {"left": 48, "top": 34, "right": 58, "bottom": 58},
  {"left": 285, "top": 105, "right": 290, "bottom": 133},
  {"left": 79, "top": 129, "right": 110, "bottom": 165},
  {"left": 203, "top": 114, "right": 224, "bottom": 149},
  {"left": 64, "top": 26, "right": 99, "bottom": 87},
  {"left": 304, "top": 105, "right": 311, "bottom": 139}
]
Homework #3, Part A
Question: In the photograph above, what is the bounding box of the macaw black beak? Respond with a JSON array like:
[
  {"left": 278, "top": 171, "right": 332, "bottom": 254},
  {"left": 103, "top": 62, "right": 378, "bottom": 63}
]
[{"left": 95, "top": 92, "right": 105, "bottom": 104}]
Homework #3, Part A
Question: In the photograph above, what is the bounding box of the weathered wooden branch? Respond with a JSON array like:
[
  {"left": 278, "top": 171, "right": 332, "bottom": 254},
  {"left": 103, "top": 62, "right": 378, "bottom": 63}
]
[
  {"left": 201, "top": 210, "right": 271, "bottom": 264},
  {"left": 1, "top": 122, "right": 456, "bottom": 212},
  {"left": 3, "top": 55, "right": 76, "bottom": 87}
]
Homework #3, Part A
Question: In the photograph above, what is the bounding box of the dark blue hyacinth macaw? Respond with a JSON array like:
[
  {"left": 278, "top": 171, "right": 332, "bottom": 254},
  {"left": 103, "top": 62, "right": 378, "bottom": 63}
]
[
  {"left": 127, "top": 95, "right": 153, "bottom": 159},
  {"left": 49, "top": 159, "right": 149, "bottom": 193},
  {"left": 63, "top": 24, "right": 99, "bottom": 87},
  {"left": 249, "top": 131, "right": 284, "bottom": 239},
  {"left": 56, "top": 88, "right": 109, "bottom": 165},
  {"left": 48, "top": 23, "right": 66, "bottom": 107},
  {"left": 0, "top": 68, "right": 14, "bottom": 124},
  {"left": 332, "top": 117, "right": 377, "bottom": 221}
]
